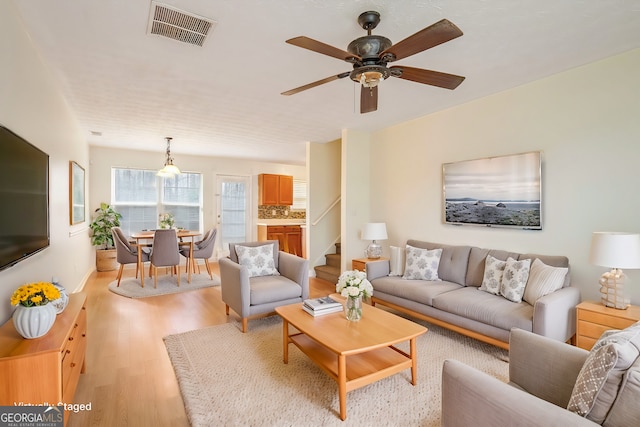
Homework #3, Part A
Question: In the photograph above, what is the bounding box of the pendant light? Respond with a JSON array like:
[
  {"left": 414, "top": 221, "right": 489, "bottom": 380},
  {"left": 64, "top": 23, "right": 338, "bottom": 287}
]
[{"left": 157, "top": 137, "right": 181, "bottom": 177}]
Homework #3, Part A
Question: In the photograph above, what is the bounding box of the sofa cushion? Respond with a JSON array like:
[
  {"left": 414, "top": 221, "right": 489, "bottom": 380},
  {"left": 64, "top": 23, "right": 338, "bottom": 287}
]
[
  {"left": 466, "top": 247, "right": 522, "bottom": 287},
  {"left": 402, "top": 246, "right": 442, "bottom": 281},
  {"left": 249, "top": 275, "right": 302, "bottom": 305},
  {"left": 371, "top": 276, "right": 462, "bottom": 306},
  {"left": 389, "top": 245, "right": 405, "bottom": 276},
  {"left": 406, "top": 240, "right": 471, "bottom": 286},
  {"left": 432, "top": 287, "right": 534, "bottom": 332},
  {"left": 479, "top": 255, "right": 506, "bottom": 295},
  {"left": 235, "top": 244, "right": 280, "bottom": 278},
  {"left": 523, "top": 258, "right": 568, "bottom": 305},
  {"left": 603, "top": 361, "right": 640, "bottom": 426},
  {"left": 500, "top": 257, "right": 531, "bottom": 303},
  {"left": 567, "top": 321, "right": 640, "bottom": 423}
]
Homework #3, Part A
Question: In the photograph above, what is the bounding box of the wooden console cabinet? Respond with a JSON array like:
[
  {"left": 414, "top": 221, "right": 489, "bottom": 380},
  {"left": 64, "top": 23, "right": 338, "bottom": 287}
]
[
  {"left": 0, "top": 293, "right": 87, "bottom": 424},
  {"left": 576, "top": 300, "right": 640, "bottom": 350}
]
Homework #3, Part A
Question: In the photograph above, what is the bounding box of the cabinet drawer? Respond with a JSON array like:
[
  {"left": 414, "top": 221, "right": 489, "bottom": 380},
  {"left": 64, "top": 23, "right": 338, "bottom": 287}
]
[
  {"left": 62, "top": 306, "right": 87, "bottom": 401},
  {"left": 578, "top": 320, "right": 615, "bottom": 340},
  {"left": 578, "top": 310, "right": 637, "bottom": 330},
  {"left": 352, "top": 260, "right": 366, "bottom": 271},
  {"left": 577, "top": 335, "right": 598, "bottom": 351}
]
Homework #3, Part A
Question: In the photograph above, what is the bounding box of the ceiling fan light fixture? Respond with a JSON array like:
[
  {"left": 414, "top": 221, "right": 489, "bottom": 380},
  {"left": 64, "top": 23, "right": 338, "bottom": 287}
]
[{"left": 359, "top": 70, "right": 385, "bottom": 88}]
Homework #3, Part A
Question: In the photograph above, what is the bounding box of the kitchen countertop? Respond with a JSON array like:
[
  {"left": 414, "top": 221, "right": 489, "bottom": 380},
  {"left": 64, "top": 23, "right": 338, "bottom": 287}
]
[{"left": 257, "top": 219, "right": 306, "bottom": 226}]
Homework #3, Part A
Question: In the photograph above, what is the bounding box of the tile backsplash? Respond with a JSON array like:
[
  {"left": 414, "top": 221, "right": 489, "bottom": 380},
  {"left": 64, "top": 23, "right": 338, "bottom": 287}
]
[{"left": 258, "top": 205, "right": 306, "bottom": 219}]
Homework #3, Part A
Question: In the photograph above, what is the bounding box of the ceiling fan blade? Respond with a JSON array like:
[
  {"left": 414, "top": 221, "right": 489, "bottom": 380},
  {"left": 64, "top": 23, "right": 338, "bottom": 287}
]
[
  {"left": 381, "top": 19, "right": 463, "bottom": 62},
  {"left": 360, "top": 85, "right": 378, "bottom": 114},
  {"left": 281, "top": 72, "right": 350, "bottom": 96},
  {"left": 390, "top": 66, "right": 465, "bottom": 90},
  {"left": 286, "top": 36, "right": 361, "bottom": 62}
]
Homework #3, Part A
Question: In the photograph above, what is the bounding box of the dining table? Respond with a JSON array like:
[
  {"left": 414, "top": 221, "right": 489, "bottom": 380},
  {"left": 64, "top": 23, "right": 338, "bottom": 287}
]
[{"left": 130, "top": 229, "right": 201, "bottom": 287}]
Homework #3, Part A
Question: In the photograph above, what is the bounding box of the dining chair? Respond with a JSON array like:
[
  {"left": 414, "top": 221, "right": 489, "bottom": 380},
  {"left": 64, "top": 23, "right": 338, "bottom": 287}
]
[
  {"left": 112, "top": 227, "right": 150, "bottom": 287},
  {"left": 179, "top": 228, "right": 217, "bottom": 279},
  {"left": 150, "top": 229, "right": 181, "bottom": 288}
]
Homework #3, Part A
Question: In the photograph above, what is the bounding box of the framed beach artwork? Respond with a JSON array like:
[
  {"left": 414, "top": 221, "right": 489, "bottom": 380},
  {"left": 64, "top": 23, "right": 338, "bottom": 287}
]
[
  {"left": 69, "top": 160, "right": 85, "bottom": 225},
  {"left": 442, "top": 151, "right": 542, "bottom": 230}
]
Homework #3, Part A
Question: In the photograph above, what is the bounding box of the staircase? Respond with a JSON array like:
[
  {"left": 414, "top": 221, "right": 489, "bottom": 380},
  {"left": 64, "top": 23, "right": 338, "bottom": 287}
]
[{"left": 314, "top": 243, "right": 341, "bottom": 284}]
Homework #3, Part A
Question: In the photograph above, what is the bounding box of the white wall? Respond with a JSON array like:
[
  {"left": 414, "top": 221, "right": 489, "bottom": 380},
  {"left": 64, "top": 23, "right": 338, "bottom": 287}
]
[
  {"left": 0, "top": 2, "right": 93, "bottom": 323},
  {"left": 89, "top": 146, "right": 305, "bottom": 244},
  {"left": 369, "top": 49, "right": 640, "bottom": 305}
]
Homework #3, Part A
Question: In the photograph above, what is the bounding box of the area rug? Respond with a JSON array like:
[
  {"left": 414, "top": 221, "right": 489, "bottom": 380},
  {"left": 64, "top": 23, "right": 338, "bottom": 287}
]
[
  {"left": 163, "top": 315, "right": 509, "bottom": 426},
  {"left": 108, "top": 273, "right": 220, "bottom": 298}
]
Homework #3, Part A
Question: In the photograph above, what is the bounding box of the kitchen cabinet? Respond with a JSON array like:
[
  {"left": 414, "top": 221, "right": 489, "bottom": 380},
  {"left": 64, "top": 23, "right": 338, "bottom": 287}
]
[
  {"left": 258, "top": 174, "right": 293, "bottom": 205},
  {"left": 258, "top": 224, "right": 303, "bottom": 257}
]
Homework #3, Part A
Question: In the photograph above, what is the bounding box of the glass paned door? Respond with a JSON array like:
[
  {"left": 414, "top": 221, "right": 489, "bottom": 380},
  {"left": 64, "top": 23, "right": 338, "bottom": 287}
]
[{"left": 216, "top": 175, "right": 251, "bottom": 257}]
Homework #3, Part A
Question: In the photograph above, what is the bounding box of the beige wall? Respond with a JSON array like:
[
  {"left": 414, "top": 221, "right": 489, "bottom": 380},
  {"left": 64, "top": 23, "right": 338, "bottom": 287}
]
[
  {"left": 307, "top": 139, "right": 341, "bottom": 269},
  {"left": 0, "top": 2, "right": 93, "bottom": 322},
  {"left": 369, "top": 48, "right": 640, "bottom": 304},
  {"left": 89, "top": 146, "right": 305, "bottom": 247}
]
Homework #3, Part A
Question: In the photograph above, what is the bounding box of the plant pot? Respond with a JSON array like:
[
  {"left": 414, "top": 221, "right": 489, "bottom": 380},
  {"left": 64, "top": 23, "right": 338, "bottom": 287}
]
[
  {"left": 96, "top": 248, "right": 118, "bottom": 272},
  {"left": 12, "top": 304, "right": 57, "bottom": 339}
]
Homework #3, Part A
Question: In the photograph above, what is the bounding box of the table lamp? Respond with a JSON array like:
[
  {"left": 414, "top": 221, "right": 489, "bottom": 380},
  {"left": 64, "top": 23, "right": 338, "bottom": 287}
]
[
  {"left": 362, "top": 223, "right": 387, "bottom": 259},
  {"left": 589, "top": 232, "right": 640, "bottom": 309}
]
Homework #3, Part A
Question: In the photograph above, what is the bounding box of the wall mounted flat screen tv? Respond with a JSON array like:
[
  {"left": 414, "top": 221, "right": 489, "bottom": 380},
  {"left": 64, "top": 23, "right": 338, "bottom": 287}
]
[
  {"left": 0, "top": 125, "right": 50, "bottom": 271},
  {"left": 442, "top": 151, "right": 542, "bottom": 230}
]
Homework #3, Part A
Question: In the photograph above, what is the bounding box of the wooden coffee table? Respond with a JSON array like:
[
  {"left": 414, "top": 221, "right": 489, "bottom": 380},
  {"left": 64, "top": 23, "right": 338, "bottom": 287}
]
[{"left": 275, "top": 299, "right": 427, "bottom": 420}]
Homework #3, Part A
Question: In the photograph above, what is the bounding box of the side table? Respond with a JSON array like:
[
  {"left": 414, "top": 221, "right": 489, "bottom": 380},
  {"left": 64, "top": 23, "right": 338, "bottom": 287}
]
[
  {"left": 576, "top": 301, "right": 640, "bottom": 350},
  {"left": 352, "top": 257, "right": 389, "bottom": 272}
]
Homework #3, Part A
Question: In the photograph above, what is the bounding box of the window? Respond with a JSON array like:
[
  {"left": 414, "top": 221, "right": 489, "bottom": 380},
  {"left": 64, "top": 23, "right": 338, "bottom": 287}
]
[
  {"left": 112, "top": 168, "right": 202, "bottom": 237},
  {"left": 292, "top": 179, "right": 307, "bottom": 211}
]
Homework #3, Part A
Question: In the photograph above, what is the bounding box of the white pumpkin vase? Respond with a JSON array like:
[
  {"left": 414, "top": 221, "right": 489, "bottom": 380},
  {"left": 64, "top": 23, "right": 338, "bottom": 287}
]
[{"left": 13, "top": 304, "right": 57, "bottom": 339}]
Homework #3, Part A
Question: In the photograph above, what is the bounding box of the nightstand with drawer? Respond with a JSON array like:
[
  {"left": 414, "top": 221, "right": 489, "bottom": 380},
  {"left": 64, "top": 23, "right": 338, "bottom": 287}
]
[
  {"left": 576, "top": 301, "right": 640, "bottom": 350},
  {"left": 352, "top": 257, "right": 389, "bottom": 272}
]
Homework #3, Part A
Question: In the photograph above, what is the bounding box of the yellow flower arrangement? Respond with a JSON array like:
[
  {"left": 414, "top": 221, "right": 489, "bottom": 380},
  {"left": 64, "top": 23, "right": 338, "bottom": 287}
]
[{"left": 10, "top": 282, "right": 61, "bottom": 307}]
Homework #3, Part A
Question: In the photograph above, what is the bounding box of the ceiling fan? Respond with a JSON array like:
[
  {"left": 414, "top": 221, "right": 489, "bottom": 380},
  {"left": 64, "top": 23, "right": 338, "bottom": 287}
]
[{"left": 281, "top": 11, "right": 465, "bottom": 114}]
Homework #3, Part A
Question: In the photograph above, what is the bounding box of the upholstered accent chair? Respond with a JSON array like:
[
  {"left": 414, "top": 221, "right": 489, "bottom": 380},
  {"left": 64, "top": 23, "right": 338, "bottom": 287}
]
[
  {"left": 150, "top": 229, "right": 181, "bottom": 288},
  {"left": 179, "top": 228, "right": 217, "bottom": 279},
  {"left": 219, "top": 240, "right": 309, "bottom": 332},
  {"left": 112, "top": 227, "right": 150, "bottom": 287},
  {"left": 442, "top": 327, "right": 640, "bottom": 426}
]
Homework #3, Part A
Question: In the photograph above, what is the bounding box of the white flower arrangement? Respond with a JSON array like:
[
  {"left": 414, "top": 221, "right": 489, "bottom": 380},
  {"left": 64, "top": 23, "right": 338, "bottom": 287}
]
[
  {"left": 336, "top": 269, "right": 373, "bottom": 299},
  {"left": 159, "top": 213, "right": 175, "bottom": 229}
]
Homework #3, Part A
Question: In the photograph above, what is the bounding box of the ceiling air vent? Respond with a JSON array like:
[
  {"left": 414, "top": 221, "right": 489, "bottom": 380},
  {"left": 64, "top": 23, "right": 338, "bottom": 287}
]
[{"left": 147, "top": 2, "right": 216, "bottom": 47}]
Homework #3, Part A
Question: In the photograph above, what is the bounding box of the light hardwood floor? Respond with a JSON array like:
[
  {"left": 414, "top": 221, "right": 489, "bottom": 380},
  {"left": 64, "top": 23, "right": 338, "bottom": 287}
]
[{"left": 68, "top": 263, "right": 335, "bottom": 426}]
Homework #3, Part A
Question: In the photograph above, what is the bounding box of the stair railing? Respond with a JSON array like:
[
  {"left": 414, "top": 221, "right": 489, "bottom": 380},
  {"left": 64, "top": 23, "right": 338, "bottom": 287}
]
[{"left": 312, "top": 196, "right": 340, "bottom": 226}]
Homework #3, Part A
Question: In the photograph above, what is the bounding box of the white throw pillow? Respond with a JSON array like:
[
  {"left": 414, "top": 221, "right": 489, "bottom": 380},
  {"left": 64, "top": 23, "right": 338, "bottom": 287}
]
[
  {"left": 479, "top": 255, "right": 506, "bottom": 295},
  {"left": 402, "top": 245, "right": 442, "bottom": 281},
  {"left": 235, "top": 244, "right": 280, "bottom": 278},
  {"left": 500, "top": 257, "right": 531, "bottom": 303},
  {"left": 523, "top": 258, "right": 568, "bottom": 304},
  {"left": 389, "top": 246, "right": 405, "bottom": 276}
]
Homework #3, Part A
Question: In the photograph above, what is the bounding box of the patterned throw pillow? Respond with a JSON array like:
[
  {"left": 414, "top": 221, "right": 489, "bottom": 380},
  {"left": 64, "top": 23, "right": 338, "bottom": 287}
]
[
  {"left": 499, "top": 257, "right": 531, "bottom": 303},
  {"left": 389, "top": 246, "right": 406, "bottom": 277},
  {"left": 522, "top": 258, "right": 568, "bottom": 304},
  {"left": 479, "top": 255, "right": 506, "bottom": 295},
  {"left": 567, "top": 322, "right": 640, "bottom": 423},
  {"left": 402, "top": 246, "right": 442, "bottom": 281},
  {"left": 235, "top": 244, "right": 280, "bottom": 278}
]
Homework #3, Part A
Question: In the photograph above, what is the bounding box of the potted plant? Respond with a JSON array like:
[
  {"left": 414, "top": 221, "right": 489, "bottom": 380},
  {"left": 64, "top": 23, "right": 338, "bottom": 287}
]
[{"left": 89, "top": 202, "right": 122, "bottom": 271}]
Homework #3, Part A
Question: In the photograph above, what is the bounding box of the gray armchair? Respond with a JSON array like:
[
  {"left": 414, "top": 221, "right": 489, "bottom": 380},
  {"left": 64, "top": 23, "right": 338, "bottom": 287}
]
[
  {"left": 442, "top": 328, "right": 638, "bottom": 426},
  {"left": 219, "top": 241, "right": 309, "bottom": 332}
]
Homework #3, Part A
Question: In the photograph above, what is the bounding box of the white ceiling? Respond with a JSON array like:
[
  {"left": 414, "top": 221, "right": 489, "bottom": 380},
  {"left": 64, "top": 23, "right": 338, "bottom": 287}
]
[{"left": 12, "top": 0, "right": 640, "bottom": 166}]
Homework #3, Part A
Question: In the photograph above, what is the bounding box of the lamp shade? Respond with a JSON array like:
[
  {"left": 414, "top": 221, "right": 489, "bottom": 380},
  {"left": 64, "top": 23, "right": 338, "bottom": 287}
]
[
  {"left": 589, "top": 232, "right": 640, "bottom": 269},
  {"left": 362, "top": 223, "right": 388, "bottom": 241}
]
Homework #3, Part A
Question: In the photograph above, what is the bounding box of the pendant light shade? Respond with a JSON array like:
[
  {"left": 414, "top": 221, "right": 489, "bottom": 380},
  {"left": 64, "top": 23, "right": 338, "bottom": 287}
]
[{"left": 157, "top": 137, "right": 181, "bottom": 177}]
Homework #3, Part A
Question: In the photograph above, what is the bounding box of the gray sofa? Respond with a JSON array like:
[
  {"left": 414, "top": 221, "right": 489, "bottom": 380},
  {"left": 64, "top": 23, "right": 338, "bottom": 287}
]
[
  {"left": 367, "top": 240, "right": 580, "bottom": 349},
  {"left": 442, "top": 328, "right": 640, "bottom": 426}
]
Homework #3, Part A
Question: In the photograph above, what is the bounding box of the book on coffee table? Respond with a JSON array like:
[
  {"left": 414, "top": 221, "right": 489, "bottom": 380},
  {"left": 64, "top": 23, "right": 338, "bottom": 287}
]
[
  {"left": 302, "top": 304, "right": 343, "bottom": 317},
  {"left": 304, "top": 296, "right": 342, "bottom": 312}
]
